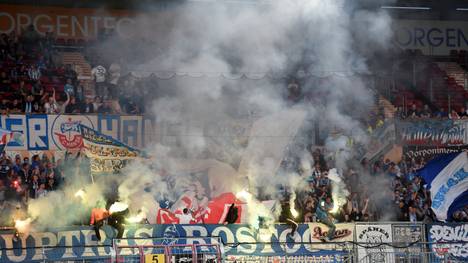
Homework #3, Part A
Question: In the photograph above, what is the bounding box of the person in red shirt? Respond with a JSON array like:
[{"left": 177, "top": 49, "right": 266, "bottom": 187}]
[{"left": 90, "top": 201, "right": 110, "bottom": 242}]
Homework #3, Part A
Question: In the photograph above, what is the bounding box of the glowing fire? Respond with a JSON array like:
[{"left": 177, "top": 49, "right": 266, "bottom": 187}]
[
  {"left": 127, "top": 215, "right": 143, "bottom": 223},
  {"left": 236, "top": 190, "right": 252, "bottom": 202},
  {"left": 126, "top": 209, "right": 147, "bottom": 223},
  {"left": 109, "top": 202, "right": 128, "bottom": 213},
  {"left": 14, "top": 218, "right": 32, "bottom": 233},
  {"left": 290, "top": 207, "right": 299, "bottom": 218},
  {"left": 74, "top": 189, "right": 86, "bottom": 199},
  {"left": 258, "top": 228, "right": 272, "bottom": 242},
  {"left": 289, "top": 192, "right": 299, "bottom": 218}
]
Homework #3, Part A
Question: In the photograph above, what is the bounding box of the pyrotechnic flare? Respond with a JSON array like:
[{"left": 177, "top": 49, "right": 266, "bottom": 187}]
[
  {"left": 289, "top": 192, "right": 299, "bottom": 219},
  {"left": 235, "top": 189, "right": 252, "bottom": 202},
  {"left": 12, "top": 204, "right": 30, "bottom": 242},
  {"left": 109, "top": 202, "right": 129, "bottom": 213},
  {"left": 126, "top": 208, "right": 149, "bottom": 224},
  {"left": 328, "top": 168, "right": 349, "bottom": 214},
  {"left": 74, "top": 189, "right": 86, "bottom": 203}
]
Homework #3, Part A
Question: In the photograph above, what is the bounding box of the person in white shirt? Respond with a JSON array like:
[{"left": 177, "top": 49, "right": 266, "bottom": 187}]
[
  {"left": 177, "top": 208, "right": 194, "bottom": 224},
  {"left": 91, "top": 65, "right": 107, "bottom": 98},
  {"left": 43, "top": 88, "right": 70, "bottom": 114},
  {"left": 28, "top": 65, "right": 41, "bottom": 81},
  {"left": 43, "top": 88, "right": 60, "bottom": 114}
]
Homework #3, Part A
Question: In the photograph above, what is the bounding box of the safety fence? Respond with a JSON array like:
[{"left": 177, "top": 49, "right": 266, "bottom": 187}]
[{"left": 0, "top": 222, "right": 466, "bottom": 262}]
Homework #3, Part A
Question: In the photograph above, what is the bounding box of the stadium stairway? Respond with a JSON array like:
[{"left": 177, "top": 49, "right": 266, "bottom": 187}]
[
  {"left": 61, "top": 52, "right": 95, "bottom": 97},
  {"left": 437, "top": 62, "right": 466, "bottom": 88},
  {"left": 377, "top": 96, "right": 396, "bottom": 119}
]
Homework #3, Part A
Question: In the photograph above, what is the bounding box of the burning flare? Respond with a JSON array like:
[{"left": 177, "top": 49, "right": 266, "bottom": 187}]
[
  {"left": 109, "top": 202, "right": 129, "bottom": 213},
  {"left": 289, "top": 192, "right": 299, "bottom": 218},
  {"left": 74, "top": 189, "right": 86, "bottom": 199},
  {"left": 14, "top": 218, "right": 32, "bottom": 234}
]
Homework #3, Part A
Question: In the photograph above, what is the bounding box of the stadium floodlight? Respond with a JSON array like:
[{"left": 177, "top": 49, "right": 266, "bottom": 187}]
[
  {"left": 381, "top": 6, "right": 431, "bottom": 10},
  {"left": 456, "top": 8, "right": 468, "bottom": 11}
]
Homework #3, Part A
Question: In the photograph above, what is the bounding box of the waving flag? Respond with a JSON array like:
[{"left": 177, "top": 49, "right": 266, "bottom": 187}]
[
  {"left": 79, "top": 124, "right": 140, "bottom": 174},
  {"left": 419, "top": 152, "right": 468, "bottom": 221},
  {"left": 0, "top": 128, "right": 14, "bottom": 153}
]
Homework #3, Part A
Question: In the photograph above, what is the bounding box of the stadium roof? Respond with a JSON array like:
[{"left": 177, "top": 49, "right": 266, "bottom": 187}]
[{"left": 0, "top": 0, "right": 468, "bottom": 20}]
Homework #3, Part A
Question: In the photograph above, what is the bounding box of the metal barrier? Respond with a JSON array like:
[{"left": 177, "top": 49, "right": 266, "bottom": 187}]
[{"left": 359, "top": 250, "right": 466, "bottom": 263}]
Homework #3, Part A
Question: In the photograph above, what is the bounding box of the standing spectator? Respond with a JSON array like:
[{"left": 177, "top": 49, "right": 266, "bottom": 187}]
[
  {"left": 28, "top": 65, "right": 41, "bottom": 81},
  {"left": 434, "top": 108, "right": 448, "bottom": 118},
  {"left": 43, "top": 89, "right": 59, "bottom": 114},
  {"left": 75, "top": 81, "right": 85, "bottom": 102},
  {"left": 29, "top": 175, "right": 39, "bottom": 199},
  {"left": 93, "top": 96, "right": 102, "bottom": 112},
  {"left": 407, "top": 104, "right": 419, "bottom": 118},
  {"left": 458, "top": 107, "right": 468, "bottom": 118},
  {"left": 81, "top": 97, "right": 95, "bottom": 113},
  {"left": 63, "top": 79, "right": 74, "bottom": 96},
  {"left": 91, "top": 64, "right": 107, "bottom": 98},
  {"left": 31, "top": 80, "right": 44, "bottom": 103},
  {"left": 449, "top": 109, "right": 460, "bottom": 120},
  {"left": 64, "top": 96, "right": 80, "bottom": 114},
  {"left": 98, "top": 100, "right": 113, "bottom": 114},
  {"left": 10, "top": 99, "right": 23, "bottom": 113},
  {"left": 24, "top": 95, "right": 35, "bottom": 114},
  {"left": 36, "top": 184, "right": 47, "bottom": 198},
  {"left": 420, "top": 105, "right": 432, "bottom": 118},
  {"left": 125, "top": 99, "right": 139, "bottom": 114}
]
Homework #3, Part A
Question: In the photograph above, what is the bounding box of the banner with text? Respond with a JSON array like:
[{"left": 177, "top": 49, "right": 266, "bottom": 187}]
[
  {"left": 393, "top": 20, "right": 468, "bottom": 56},
  {"left": 397, "top": 120, "right": 468, "bottom": 147},
  {"left": 0, "top": 114, "right": 155, "bottom": 153},
  {"left": 0, "top": 4, "right": 135, "bottom": 39},
  {"left": 404, "top": 145, "right": 468, "bottom": 161},
  {"left": 308, "top": 223, "right": 354, "bottom": 251},
  {"left": 80, "top": 124, "right": 139, "bottom": 174},
  {"left": 355, "top": 224, "right": 394, "bottom": 262},
  {"left": 0, "top": 224, "right": 349, "bottom": 262},
  {"left": 426, "top": 223, "right": 468, "bottom": 261}
]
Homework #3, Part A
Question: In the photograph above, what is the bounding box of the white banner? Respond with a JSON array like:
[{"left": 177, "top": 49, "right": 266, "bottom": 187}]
[
  {"left": 308, "top": 223, "right": 354, "bottom": 250},
  {"left": 355, "top": 224, "right": 394, "bottom": 262}
]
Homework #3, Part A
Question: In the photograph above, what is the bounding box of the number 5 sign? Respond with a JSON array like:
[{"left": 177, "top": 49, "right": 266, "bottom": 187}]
[{"left": 145, "top": 254, "right": 165, "bottom": 263}]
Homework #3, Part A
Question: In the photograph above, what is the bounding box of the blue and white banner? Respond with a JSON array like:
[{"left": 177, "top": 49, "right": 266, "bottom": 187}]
[
  {"left": 426, "top": 223, "right": 468, "bottom": 261},
  {"left": 419, "top": 152, "right": 468, "bottom": 221},
  {"left": 0, "top": 224, "right": 347, "bottom": 262}
]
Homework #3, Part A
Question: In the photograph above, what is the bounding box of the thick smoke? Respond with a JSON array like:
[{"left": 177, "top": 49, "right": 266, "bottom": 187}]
[{"left": 27, "top": 0, "right": 394, "bottom": 228}]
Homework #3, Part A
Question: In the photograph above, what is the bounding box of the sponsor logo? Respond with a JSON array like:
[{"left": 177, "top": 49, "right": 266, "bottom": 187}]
[{"left": 312, "top": 226, "right": 351, "bottom": 240}]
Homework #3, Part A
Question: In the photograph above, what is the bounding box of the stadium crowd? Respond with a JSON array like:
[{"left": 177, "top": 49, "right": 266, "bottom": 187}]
[
  {"left": 0, "top": 25, "right": 467, "bottom": 227},
  {"left": 0, "top": 26, "right": 143, "bottom": 115},
  {"left": 285, "top": 147, "right": 468, "bottom": 223}
]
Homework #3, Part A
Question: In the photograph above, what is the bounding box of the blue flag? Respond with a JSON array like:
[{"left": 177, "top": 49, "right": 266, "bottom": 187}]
[{"left": 419, "top": 152, "right": 468, "bottom": 221}]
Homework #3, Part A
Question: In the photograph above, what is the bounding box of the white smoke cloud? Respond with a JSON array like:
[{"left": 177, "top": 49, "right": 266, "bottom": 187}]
[{"left": 26, "top": 0, "right": 395, "bottom": 228}]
